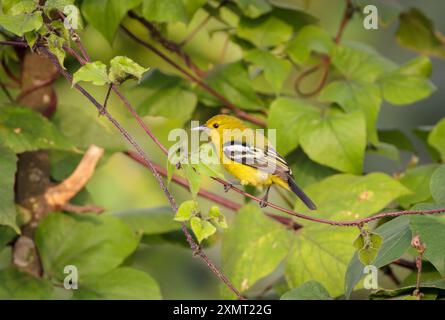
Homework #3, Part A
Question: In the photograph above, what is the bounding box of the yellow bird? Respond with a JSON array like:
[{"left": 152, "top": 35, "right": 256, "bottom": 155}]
[{"left": 193, "top": 115, "right": 316, "bottom": 210}]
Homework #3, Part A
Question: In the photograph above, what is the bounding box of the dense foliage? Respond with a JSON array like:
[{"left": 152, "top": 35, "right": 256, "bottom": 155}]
[{"left": 0, "top": 0, "right": 444, "bottom": 300}]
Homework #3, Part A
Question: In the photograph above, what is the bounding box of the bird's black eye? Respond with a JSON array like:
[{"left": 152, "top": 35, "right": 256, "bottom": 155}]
[{"left": 213, "top": 123, "right": 219, "bottom": 128}]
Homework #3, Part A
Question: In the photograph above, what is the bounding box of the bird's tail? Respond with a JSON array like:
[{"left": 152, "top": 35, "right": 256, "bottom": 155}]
[{"left": 288, "top": 177, "right": 317, "bottom": 210}]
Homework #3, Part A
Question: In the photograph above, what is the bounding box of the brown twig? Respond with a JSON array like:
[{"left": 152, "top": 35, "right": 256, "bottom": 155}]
[
  {"left": 411, "top": 235, "right": 426, "bottom": 299},
  {"left": 0, "top": 40, "right": 28, "bottom": 47},
  {"left": 178, "top": 0, "right": 229, "bottom": 47},
  {"left": 16, "top": 74, "right": 58, "bottom": 103},
  {"left": 44, "top": 145, "right": 105, "bottom": 209},
  {"left": 294, "top": 0, "right": 354, "bottom": 97},
  {"left": 120, "top": 25, "right": 266, "bottom": 127},
  {"left": 127, "top": 11, "right": 206, "bottom": 77},
  {"left": 393, "top": 259, "right": 416, "bottom": 270},
  {"left": 41, "top": 46, "right": 244, "bottom": 300},
  {"left": 382, "top": 265, "right": 401, "bottom": 286}
]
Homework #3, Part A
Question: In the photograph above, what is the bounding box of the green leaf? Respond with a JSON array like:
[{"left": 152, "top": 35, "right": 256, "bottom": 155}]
[
  {"left": 72, "top": 61, "right": 110, "bottom": 86},
  {"left": 0, "top": 268, "right": 54, "bottom": 299},
  {"left": 47, "top": 34, "right": 66, "bottom": 69},
  {"left": 144, "top": 0, "right": 206, "bottom": 23},
  {"left": 81, "top": 0, "right": 142, "bottom": 43},
  {"left": 379, "top": 57, "right": 436, "bottom": 105},
  {"left": 138, "top": 86, "right": 197, "bottom": 122},
  {"left": 221, "top": 204, "right": 291, "bottom": 299},
  {"left": 296, "top": 173, "right": 411, "bottom": 222},
  {"left": 0, "top": 226, "right": 16, "bottom": 249},
  {"left": 410, "top": 216, "right": 445, "bottom": 275},
  {"left": 398, "top": 56, "right": 433, "bottom": 77},
  {"left": 379, "top": 129, "right": 414, "bottom": 152},
  {"left": 190, "top": 216, "right": 216, "bottom": 243},
  {"left": 319, "top": 80, "right": 381, "bottom": 143},
  {"left": 73, "top": 267, "right": 161, "bottom": 300},
  {"left": 368, "top": 142, "right": 400, "bottom": 163},
  {"left": 192, "top": 143, "right": 225, "bottom": 179},
  {"left": 35, "top": 213, "right": 139, "bottom": 281},
  {"left": 331, "top": 43, "right": 395, "bottom": 82},
  {"left": 182, "top": 164, "right": 201, "bottom": 197},
  {"left": 289, "top": 172, "right": 409, "bottom": 297},
  {"left": 268, "top": 97, "right": 318, "bottom": 155},
  {"left": 288, "top": 150, "right": 337, "bottom": 188},
  {"left": 5, "top": 0, "right": 37, "bottom": 15},
  {"left": 0, "top": 12, "right": 43, "bottom": 36},
  {"left": 286, "top": 25, "right": 333, "bottom": 64},
  {"left": 285, "top": 225, "right": 357, "bottom": 298},
  {"left": 244, "top": 49, "right": 291, "bottom": 94},
  {"left": 174, "top": 200, "right": 198, "bottom": 222},
  {"left": 353, "top": 232, "right": 383, "bottom": 265},
  {"left": 232, "top": 0, "right": 272, "bottom": 18},
  {"left": 0, "top": 107, "right": 74, "bottom": 153},
  {"left": 281, "top": 281, "right": 332, "bottom": 300},
  {"left": 237, "top": 11, "right": 293, "bottom": 48},
  {"left": 299, "top": 109, "right": 367, "bottom": 174},
  {"left": 44, "top": 0, "right": 75, "bottom": 14},
  {"left": 345, "top": 216, "right": 412, "bottom": 298},
  {"left": 53, "top": 103, "right": 125, "bottom": 151},
  {"left": 398, "top": 164, "right": 439, "bottom": 208},
  {"left": 109, "top": 56, "right": 149, "bottom": 84},
  {"left": 396, "top": 8, "right": 445, "bottom": 58},
  {"left": 430, "top": 165, "right": 445, "bottom": 204},
  {"left": 208, "top": 206, "right": 228, "bottom": 228},
  {"left": 204, "top": 62, "right": 264, "bottom": 110},
  {"left": 428, "top": 119, "right": 445, "bottom": 161},
  {"left": 113, "top": 207, "right": 180, "bottom": 235},
  {"left": 0, "top": 146, "right": 18, "bottom": 232}
]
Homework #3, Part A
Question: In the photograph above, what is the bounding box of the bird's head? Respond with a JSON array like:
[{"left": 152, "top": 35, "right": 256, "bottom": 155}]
[{"left": 192, "top": 115, "right": 247, "bottom": 142}]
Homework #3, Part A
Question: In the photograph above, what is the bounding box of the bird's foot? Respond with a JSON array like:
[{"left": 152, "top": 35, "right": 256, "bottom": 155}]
[
  {"left": 223, "top": 182, "right": 233, "bottom": 193},
  {"left": 259, "top": 198, "right": 268, "bottom": 208}
]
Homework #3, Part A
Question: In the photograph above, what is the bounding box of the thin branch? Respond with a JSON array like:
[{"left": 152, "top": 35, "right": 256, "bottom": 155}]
[
  {"left": 120, "top": 25, "right": 266, "bottom": 127},
  {"left": 54, "top": 10, "right": 90, "bottom": 62},
  {"left": 178, "top": 0, "right": 229, "bottom": 47},
  {"left": 16, "top": 74, "right": 58, "bottom": 103},
  {"left": 335, "top": 0, "right": 354, "bottom": 44},
  {"left": 127, "top": 11, "right": 206, "bottom": 77},
  {"left": 294, "top": 0, "right": 354, "bottom": 97},
  {"left": 393, "top": 259, "right": 416, "bottom": 270},
  {"left": 0, "top": 40, "right": 28, "bottom": 47},
  {"left": 411, "top": 235, "right": 426, "bottom": 299},
  {"left": 125, "top": 151, "right": 301, "bottom": 230},
  {"left": 41, "top": 46, "right": 244, "bottom": 300}
]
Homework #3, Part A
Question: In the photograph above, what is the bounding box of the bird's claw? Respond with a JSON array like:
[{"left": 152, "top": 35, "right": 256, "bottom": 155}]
[
  {"left": 259, "top": 199, "right": 268, "bottom": 208},
  {"left": 223, "top": 183, "right": 233, "bottom": 193}
]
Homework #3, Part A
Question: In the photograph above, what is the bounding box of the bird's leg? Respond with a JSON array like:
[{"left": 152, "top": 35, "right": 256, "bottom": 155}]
[
  {"left": 259, "top": 185, "right": 271, "bottom": 208},
  {"left": 222, "top": 180, "right": 241, "bottom": 193},
  {"left": 223, "top": 182, "right": 233, "bottom": 193}
]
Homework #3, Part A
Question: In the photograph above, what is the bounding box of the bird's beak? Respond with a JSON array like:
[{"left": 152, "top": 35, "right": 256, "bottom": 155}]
[{"left": 191, "top": 125, "right": 210, "bottom": 133}]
